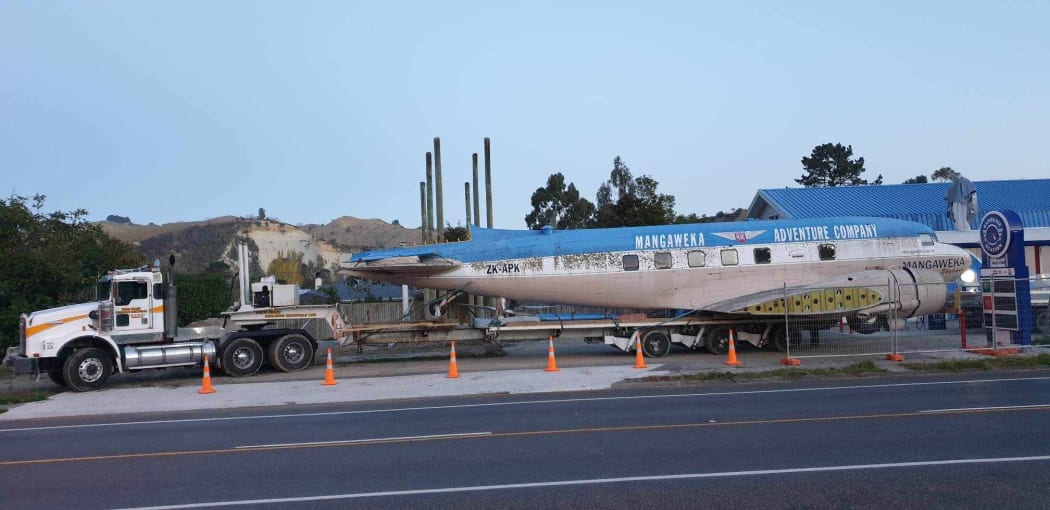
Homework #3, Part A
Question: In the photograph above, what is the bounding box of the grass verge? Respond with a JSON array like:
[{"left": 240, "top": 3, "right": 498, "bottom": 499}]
[
  {"left": 0, "top": 366, "right": 55, "bottom": 414},
  {"left": 644, "top": 359, "right": 887, "bottom": 383},
  {"left": 903, "top": 353, "right": 1050, "bottom": 372}
]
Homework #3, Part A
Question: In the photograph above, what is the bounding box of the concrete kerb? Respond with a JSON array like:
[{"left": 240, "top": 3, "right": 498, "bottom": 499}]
[
  {"left": 0, "top": 364, "right": 671, "bottom": 421},
  {"left": 1, "top": 341, "right": 1044, "bottom": 421}
]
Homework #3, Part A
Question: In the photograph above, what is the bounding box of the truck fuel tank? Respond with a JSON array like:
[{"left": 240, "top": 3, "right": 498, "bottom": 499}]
[{"left": 124, "top": 341, "right": 216, "bottom": 370}]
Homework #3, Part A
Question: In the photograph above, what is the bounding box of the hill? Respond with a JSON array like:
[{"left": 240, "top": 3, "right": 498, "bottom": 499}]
[{"left": 99, "top": 216, "right": 421, "bottom": 274}]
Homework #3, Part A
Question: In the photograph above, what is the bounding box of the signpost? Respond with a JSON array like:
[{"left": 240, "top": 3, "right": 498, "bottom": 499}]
[{"left": 979, "top": 210, "right": 1032, "bottom": 346}]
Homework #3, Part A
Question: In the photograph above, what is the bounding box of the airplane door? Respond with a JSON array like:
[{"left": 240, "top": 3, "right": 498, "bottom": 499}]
[{"left": 113, "top": 279, "right": 152, "bottom": 332}]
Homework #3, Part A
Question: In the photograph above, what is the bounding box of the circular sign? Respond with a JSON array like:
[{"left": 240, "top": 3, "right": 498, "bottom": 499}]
[{"left": 979, "top": 211, "right": 1010, "bottom": 259}]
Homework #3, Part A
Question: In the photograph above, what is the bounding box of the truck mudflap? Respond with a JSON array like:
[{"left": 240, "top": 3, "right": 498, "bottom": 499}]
[{"left": 315, "top": 339, "right": 340, "bottom": 356}]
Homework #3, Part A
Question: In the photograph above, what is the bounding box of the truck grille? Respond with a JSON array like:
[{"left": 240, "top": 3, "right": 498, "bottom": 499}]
[{"left": 19, "top": 314, "right": 27, "bottom": 355}]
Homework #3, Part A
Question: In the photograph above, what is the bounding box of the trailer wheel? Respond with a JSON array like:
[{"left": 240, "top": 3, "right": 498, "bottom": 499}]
[
  {"left": 221, "top": 338, "right": 264, "bottom": 377},
  {"left": 268, "top": 334, "right": 314, "bottom": 373},
  {"left": 847, "top": 316, "right": 881, "bottom": 335},
  {"left": 47, "top": 368, "right": 67, "bottom": 387},
  {"left": 1035, "top": 307, "right": 1049, "bottom": 335},
  {"left": 769, "top": 326, "right": 800, "bottom": 353},
  {"left": 704, "top": 327, "right": 730, "bottom": 355},
  {"left": 63, "top": 348, "right": 113, "bottom": 392},
  {"left": 641, "top": 330, "right": 671, "bottom": 358}
]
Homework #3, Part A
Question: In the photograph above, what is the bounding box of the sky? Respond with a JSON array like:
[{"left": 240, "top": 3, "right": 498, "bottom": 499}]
[{"left": 2, "top": 1, "right": 1049, "bottom": 230}]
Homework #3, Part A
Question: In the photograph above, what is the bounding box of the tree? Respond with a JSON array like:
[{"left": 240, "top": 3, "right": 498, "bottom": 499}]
[
  {"left": 443, "top": 223, "right": 470, "bottom": 242},
  {"left": 0, "top": 195, "right": 140, "bottom": 348},
  {"left": 105, "top": 214, "right": 132, "bottom": 224},
  {"left": 931, "top": 167, "right": 960, "bottom": 182},
  {"left": 674, "top": 208, "right": 745, "bottom": 224},
  {"left": 796, "top": 143, "right": 875, "bottom": 187},
  {"left": 257, "top": 208, "right": 266, "bottom": 220},
  {"left": 593, "top": 157, "right": 676, "bottom": 227},
  {"left": 267, "top": 250, "right": 304, "bottom": 286},
  {"left": 173, "top": 272, "right": 229, "bottom": 326},
  {"left": 524, "top": 172, "right": 596, "bottom": 229},
  {"left": 903, "top": 175, "right": 929, "bottom": 184}
]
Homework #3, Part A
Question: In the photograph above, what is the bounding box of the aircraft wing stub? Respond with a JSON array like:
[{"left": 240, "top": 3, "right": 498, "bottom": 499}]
[{"left": 347, "top": 255, "right": 461, "bottom": 275}]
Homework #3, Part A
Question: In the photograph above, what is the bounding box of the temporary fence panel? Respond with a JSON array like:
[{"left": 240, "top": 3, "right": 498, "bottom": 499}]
[
  {"left": 893, "top": 280, "right": 981, "bottom": 355},
  {"left": 784, "top": 282, "right": 896, "bottom": 359},
  {"left": 981, "top": 275, "right": 1050, "bottom": 350}
]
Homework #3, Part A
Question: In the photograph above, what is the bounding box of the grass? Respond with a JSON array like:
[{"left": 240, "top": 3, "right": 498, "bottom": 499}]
[
  {"left": 0, "top": 365, "right": 55, "bottom": 414},
  {"left": 904, "top": 353, "right": 1050, "bottom": 372},
  {"left": 644, "top": 359, "right": 887, "bottom": 383}
]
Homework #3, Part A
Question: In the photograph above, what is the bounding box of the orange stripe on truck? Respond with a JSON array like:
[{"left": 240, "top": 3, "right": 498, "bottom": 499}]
[{"left": 26, "top": 315, "right": 90, "bottom": 337}]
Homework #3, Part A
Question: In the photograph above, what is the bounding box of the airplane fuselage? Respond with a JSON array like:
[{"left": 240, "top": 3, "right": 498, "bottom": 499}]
[{"left": 346, "top": 217, "right": 971, "bottom": 312}]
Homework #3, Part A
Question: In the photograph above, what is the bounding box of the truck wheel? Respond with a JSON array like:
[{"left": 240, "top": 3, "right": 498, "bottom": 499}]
[
  {"left": 268, "top": 334, "right": 315, "bottom": 372},
  {"left": 47, "top": 368, "right": 67, "bottom": 387},
  {"left": 769, "top": 327, "right": 787, "bottom": 353},
  {"left": 847, "top": 316, "right": 880, "bottom": 335},
  {"left": 704, "top": 327, "right": 730, "bottom": 355},
  {"left": 221, "top": 338, "right": 264, "bottom": 377},
  {"left": 63, "top": 348, "right": 113, "bottom": 392},
  {"left": 1035, "top": 308, "right": 1049, "bottom": 336},
  {"left": 641, "top": 330, "right": 671, "bottom": 358}
]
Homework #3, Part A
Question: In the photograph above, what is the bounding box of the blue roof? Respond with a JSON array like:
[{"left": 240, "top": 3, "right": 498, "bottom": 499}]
[{"left": 751, "top": 179, "right": 1050, "bottom": 230}]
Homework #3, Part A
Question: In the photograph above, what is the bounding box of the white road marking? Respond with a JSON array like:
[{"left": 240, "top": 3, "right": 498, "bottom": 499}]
[
  {"left": 234, "top": 432, "right": 492, "bottom": 449},
  {"left": 920, "top": 404, "right": 1050, "bottom": 413},
  {"left": 115, "top": 455, "right": 1050, "bottom": 509},
  {"left": 4, "top": 375, "right": 1050, "bottom": 433}
]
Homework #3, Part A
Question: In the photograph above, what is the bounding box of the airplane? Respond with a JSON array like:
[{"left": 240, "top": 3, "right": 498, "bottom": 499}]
[{"left": 343, "top": 217, "right": 973, "bottom": 339}]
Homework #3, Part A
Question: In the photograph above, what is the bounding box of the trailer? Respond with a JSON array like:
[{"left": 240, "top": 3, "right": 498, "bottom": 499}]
[
  {"left": 343, "top": 302, "right": 795, "bottom": 357},
  {"left": 8, "top": 244, "right": 348, "bottom": 391}
]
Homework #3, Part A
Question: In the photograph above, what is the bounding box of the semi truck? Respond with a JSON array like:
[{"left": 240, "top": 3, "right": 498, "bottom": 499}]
[{"left": 8, "top": 243, "right": 346, "bottom": 391}]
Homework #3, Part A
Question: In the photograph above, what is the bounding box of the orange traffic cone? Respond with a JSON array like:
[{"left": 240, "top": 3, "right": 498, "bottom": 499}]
[
  {"left": 322, "top": 348, "right": 337, "bottom": 386},
  {"left": 446, "top": 341, "right": 461, "bottom": 379},
  {"left": 544, "top": 336, "right": 560, "bottom": 372},
  {"left": 724, "top": 329, "right": 741, "bottom": 366},
  {"left": 198, "top": 355, "right": 215, "bottom": 394},
  {"left": 633, "top": 332, "right": 647, "bottom": 369}
]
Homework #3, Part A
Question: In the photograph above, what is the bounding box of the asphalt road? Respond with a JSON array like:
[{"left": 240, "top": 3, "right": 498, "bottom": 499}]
[{"left": 2, "top": 371, "right": 1050, "bottom": 509}]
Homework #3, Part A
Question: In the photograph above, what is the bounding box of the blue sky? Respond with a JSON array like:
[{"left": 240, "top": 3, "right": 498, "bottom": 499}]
[{"left": 3, "top": 1, "right": 1048, "bottom": 230}]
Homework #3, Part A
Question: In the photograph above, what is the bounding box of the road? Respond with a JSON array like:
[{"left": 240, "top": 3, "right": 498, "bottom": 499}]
[{"left": 2, "top": 371, "right": 1050, "bottom": 509}]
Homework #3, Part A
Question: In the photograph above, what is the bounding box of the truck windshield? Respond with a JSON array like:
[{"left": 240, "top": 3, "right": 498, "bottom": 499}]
[{"left": 97, "top": 278, "right": 112, "bottom": 301}]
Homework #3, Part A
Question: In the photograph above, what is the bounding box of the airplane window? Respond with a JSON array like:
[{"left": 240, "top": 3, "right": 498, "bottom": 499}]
[
  {"left": 721, "top": 249, "right": 738, "bottom": 266},
  {"left": 622, "top": 254, "right": 639, "bottom": 271},
  {"left": 654, "top": 252, "right": 672, "bottom": 269},
  {"left": 918, "top": 234, "right": 934, "bottom": 246},
  {"left": 819, "top": 244, "right": 836, "bottom": 261},
  {"left": 687, "top": 250, "right": 706, "bottom": 267},
  {"left": 754, "top": 247, "right": 771, "bottom": 264}
]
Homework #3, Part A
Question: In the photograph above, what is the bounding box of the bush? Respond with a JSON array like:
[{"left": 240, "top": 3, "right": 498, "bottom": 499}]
[{"left": 174, "top": 272, "right": 232, "bottom": 326}]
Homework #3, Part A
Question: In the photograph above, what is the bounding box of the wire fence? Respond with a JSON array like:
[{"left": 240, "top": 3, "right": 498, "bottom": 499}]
[{"left": 784, "top": 274, "right": 1050, "bottom": 360}]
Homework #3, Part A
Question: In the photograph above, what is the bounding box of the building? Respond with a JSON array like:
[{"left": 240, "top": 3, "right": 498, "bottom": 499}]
[{"left": 747, "top": 179, "right": 1050, "bottom": 274}]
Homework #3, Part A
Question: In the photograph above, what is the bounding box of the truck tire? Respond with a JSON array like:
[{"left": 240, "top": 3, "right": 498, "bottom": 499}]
[
  {"left": 1034, "top": 307, "right": 1049, "bottom": 336},
  {"left": 268, "top": 334, "right": 315, "bottom": 372},
  {"left": 641, "top": 330, "right": 671, "bottom": 358},
  {"left": 847, "top": 316, "right": 880, "bottom": 335},
  {"left": 47, "top": 368, "right": 67, "bottom": 387},
  {"left": 63, "top": 347, "right": 113, "bottom": 392},
  {"left": 221, "top": 338, "right": 264, "bottom": 377},
  {"left": 769, "top": 327, "right": 787, "bottom": 353},
  {"left": 704, "top": 327, "right": 730, "bottom": 355}
]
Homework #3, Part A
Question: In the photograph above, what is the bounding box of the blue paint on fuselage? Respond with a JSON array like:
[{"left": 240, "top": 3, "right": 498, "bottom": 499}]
[{"left": 347, "top": 217, "right": 936, "bottom": 264}]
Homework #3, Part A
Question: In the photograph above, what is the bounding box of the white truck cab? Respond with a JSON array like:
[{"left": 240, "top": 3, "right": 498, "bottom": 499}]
[{"left": 10, "top": 245, "right": 345, "bottom": 391}]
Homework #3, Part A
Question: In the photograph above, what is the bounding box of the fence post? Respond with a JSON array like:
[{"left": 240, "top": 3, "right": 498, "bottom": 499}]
[{"left": 990, "top": 275, "right": 997, "bottom": 350}]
